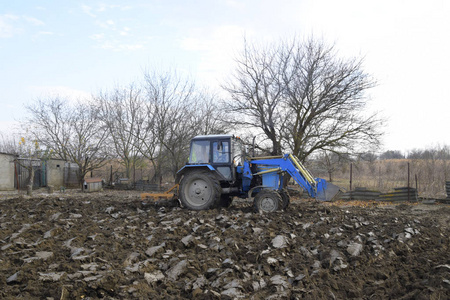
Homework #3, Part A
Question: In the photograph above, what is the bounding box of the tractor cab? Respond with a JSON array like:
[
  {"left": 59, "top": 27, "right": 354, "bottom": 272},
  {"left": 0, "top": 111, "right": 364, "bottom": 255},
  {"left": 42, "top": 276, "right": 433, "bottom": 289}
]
[{"left": 187, "top": 134, "right": 244, "bottom": 181}]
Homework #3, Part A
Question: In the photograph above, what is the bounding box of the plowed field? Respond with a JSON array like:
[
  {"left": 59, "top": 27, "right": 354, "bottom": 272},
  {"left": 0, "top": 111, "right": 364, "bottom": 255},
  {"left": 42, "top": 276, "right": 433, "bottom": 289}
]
[{"left": 1, "top": 191, "right": 449, "bottom": 299}]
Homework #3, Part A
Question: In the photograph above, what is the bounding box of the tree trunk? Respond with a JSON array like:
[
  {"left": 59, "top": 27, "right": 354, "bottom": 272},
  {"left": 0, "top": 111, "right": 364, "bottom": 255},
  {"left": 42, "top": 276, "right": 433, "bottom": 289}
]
[{"left": 27, "top": 167, "right": 34, "bottom": 196}]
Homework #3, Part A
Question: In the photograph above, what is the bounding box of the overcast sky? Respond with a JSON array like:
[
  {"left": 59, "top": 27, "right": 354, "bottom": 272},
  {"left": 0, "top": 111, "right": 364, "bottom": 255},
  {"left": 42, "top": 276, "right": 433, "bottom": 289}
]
[{"left": 1, "top": 0, "right": 449, "bottom": 154}]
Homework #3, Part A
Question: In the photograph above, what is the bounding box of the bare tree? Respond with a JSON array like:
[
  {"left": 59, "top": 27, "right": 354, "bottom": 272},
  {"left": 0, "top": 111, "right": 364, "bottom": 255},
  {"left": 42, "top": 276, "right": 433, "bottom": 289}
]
[
  {"left": 0, "top": 132, "right": 20, "bottom": 155},
  {"left": 193, "top": 88, "right": 229, "bottom": 136},
  {"left": 222, "top": 40, "right": 288, "bottom": 155},
  {"left": 25, "top": 97, "right": 109, "bottom": 186},
  {"left": 315, "top": 150, "right": 351, "bottom": 183},
  {"left": 96, "top": 84, "right": 143, "bottom": 180},
  {"left": 223, "top": 37, "right": 383, "bottom": 161},
  {"left": 139, "top": 70, "right": 192, "bottom": 182},
  {"left": 139, "top": 70, "right": 227, "bottom": 181}
]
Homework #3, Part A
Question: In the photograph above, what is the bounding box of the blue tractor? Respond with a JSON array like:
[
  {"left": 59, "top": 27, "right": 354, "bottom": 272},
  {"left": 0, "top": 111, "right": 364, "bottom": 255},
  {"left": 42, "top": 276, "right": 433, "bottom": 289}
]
[{"left": 175, "top": 134, "right": 341, "bottom": 212}]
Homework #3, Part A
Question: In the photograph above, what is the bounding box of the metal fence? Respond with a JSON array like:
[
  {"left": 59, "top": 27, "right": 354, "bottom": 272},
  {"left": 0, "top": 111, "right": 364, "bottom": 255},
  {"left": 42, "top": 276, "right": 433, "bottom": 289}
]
[
  {"left": 442, "top": 181, "right": 450, "bottom": 204},
  {"left": 64, "top": 163, "right": 79, "bottom": 187},
  {"left": 379, "top": 187, "right": 418, "bottom": 202},
  {"left": 339, "top": 186, "right": 419, "bottom": 202}
]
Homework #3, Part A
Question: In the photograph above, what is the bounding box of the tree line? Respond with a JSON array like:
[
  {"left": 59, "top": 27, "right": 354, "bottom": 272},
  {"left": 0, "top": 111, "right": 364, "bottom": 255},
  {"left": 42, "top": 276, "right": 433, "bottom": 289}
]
[
  {"left": 2, "top": 36, "right": 384, "bottom": 185},
  {"left": 369, "top": 146, "right": 450, "bottom": 160}
]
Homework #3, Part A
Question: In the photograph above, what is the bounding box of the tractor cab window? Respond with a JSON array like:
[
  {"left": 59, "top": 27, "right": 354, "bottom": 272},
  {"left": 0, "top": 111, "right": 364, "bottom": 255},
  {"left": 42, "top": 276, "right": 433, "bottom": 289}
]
[
  {"left": 189, "top": 140, "right": 210, "bottom": 164},
  {"left": 212, "top": 141, "right": 230, "bottom": 163}
]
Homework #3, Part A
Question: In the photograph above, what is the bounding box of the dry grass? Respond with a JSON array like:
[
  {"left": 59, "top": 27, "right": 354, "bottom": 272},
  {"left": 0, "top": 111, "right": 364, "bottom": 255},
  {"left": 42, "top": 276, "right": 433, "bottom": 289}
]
[
  {"left": 312, "top": 159, "right": 450, "bottom": 199},
  {"left": 93, "top": 157, "right": 450, "bottom": 200}
]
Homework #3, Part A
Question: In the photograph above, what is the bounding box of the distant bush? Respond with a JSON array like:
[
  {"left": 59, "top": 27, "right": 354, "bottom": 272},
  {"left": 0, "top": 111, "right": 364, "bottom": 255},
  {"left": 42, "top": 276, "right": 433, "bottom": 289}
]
[
  {"left": 379, "top": 150, "right": 404, "bottom": 160},
  {"left": 407, "top": 145, "right": 450, "bottom": 160}
]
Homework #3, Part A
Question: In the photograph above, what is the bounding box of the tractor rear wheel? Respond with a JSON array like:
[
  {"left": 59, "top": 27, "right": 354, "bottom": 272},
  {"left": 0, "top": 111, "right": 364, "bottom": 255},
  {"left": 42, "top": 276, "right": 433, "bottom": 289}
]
[
  {"left": 179, "top": 171, "right": 221, "bottom": 210},
  {"left": 254, "top": 190, "right": 281, "bottom": 213}
]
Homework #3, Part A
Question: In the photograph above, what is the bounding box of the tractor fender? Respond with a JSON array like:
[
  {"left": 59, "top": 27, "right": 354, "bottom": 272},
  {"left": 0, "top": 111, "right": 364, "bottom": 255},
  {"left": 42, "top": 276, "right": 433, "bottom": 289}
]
[
  {"left": 176, "top": 165, "right": 222, "bottom": 184},
  {"left": 247, "top": 185, "right": 271, "bottom": 199}
]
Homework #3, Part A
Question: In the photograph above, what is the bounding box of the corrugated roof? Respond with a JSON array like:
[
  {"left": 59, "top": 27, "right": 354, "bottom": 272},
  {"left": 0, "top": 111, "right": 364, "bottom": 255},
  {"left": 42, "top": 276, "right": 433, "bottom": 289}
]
[
  {"left": 0, "top": 152, "right": 18, "bottom": 157},
  {"left": 84, "top": 178, "right": 102, "bottom": 183}
]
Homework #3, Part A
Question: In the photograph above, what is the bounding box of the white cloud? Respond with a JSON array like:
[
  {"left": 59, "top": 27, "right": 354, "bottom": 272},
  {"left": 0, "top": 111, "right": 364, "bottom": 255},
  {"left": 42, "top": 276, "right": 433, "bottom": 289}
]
[
  {"left": 119, "top": 44, "right": 143, "bottom": 50},
  {"left": 37, "top": 31, "right": 53, "bottom": 35},
  {"left": 95, "top": 19, "right": 115, "bottom": 29},
  {"left": 0, "top": 14, "right": 20, "bottom": 38},
  {"left": 0, "top": 20, "right": 14, "bottom": 38},
  {"left": 82, "top": 3, "right": 132, "bottom": 16},
  {"left": 119, "top": 27, "right": 130, "bottom": 36},
  {"left": 179, "top": 25, "right": 249, "bottom": 87},
  {"left": 3, "top": 14, "right": 19, "bottom": 20},
  {"left": 224, "top": 0, "right": 245, "bottom": 10},
  {"left": 81, "top": 4, "right": 96, "bottom": 17},
  {"left": 23, "top": 16, "right": 44, "bottom": 26},
  {"left": 97, "top": 4, "right": 132, "bottom": 11},
  {"left": 89, "top": 33, "right": 104, "bottom": 40},
  {"left": 98, "top": 41, "right": 143, "bottom": 51},
  {"left": 31, "top": 31, "right": 54, "bottom": 41},
  {"left": 90, "top": 20, "right": 140, "bottom": 51},
  {"left": 0, "top": 14, "right": 45, "bottom": 38},
  {"left": 180, "top": 37, "right": 205, "bottom": 51}
]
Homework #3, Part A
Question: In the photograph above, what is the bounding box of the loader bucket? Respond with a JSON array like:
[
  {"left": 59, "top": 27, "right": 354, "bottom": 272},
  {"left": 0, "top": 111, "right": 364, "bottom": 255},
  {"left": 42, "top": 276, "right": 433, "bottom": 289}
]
[{"left": 315, "top": 178, "right": 341, "bottom": 201}]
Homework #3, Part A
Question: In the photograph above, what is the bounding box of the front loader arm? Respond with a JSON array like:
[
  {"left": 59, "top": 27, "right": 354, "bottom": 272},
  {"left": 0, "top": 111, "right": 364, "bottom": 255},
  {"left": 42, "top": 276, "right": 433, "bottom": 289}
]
[
  {"left": 250, "top": 154, "right": 341, "bottom": 201},
  {"left": 250, "top": 154, "right": 318, "bottom": 197}
]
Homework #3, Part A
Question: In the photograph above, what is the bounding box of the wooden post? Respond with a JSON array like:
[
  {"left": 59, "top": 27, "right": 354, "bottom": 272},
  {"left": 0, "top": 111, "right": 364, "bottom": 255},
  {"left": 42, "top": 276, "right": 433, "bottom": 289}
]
[
  {"left": 133, "top": 162, "right": 136, "bottom": 187},
  {"left": 110, "top": 165, "right": 113, "bottom": 185},
  {"left": 350, "top": 163, "right": 353, "bottom": 200}
]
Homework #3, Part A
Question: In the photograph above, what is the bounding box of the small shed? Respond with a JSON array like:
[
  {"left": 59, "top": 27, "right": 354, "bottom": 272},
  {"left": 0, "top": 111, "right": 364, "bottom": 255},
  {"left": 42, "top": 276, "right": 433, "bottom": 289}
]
[
  {"left": 0, "top": 152, "right": 16, "bottom": 191},
  {"left": 46, "top": 158, "right": 65, "bottom": 188},
  {"left": 83, "top": 178, "right": 103, "bottom": 193}
]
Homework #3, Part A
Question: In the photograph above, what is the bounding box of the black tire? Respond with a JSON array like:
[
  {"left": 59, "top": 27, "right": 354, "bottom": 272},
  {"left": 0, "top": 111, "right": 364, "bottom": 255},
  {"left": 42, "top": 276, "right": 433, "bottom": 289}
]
[
  {"left": 280, "top": 189, "right": 290, "bottom": 210},
  {"left": 219, "top": 195, "right": 233, "bottom": 208},
  {"left": 179, "top": 171, "right": 221, "bottom": 210},
  {"left": 254, "top": 190, "right": 281, "bottom": 213}
]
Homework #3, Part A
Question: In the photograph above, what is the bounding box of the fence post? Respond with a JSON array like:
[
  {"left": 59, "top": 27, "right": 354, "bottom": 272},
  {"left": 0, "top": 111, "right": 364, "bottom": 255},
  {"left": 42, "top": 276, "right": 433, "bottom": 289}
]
[
  {"left": 415, "top": 174, "right": 418, "bottom": 196},
  {"left": 14, "top": 160, "right": 19, "bottom": 190},
  {"left": 407, "top": 162, "right": 410, "bottom": 202}
]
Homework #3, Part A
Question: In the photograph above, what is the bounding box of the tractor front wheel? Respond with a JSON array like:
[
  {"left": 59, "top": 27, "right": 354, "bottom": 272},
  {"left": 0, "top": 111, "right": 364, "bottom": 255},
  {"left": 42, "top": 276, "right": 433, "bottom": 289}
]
[
  {"left": 254, "top": 190, "right": 281, "bottom": 213},
  {"left": 179, "top": 171, "right": 221, "bottom": 210}
]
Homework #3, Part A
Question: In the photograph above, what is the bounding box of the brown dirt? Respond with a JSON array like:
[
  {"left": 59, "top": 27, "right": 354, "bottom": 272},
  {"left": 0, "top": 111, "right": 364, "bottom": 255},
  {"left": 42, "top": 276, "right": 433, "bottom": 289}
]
[{"left": 0, "top": 190, "right": 449, "bottom": 299}]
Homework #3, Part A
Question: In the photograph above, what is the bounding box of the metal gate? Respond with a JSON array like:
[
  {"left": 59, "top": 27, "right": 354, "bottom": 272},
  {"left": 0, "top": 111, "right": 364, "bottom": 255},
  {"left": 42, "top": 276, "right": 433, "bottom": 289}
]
[{"left": 14, "top": 159, "right": 47, "bottom": 190}]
